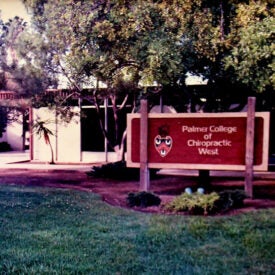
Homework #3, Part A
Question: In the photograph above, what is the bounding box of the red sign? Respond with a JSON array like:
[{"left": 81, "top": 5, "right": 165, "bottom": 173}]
[{"left": 127, "top": 113, "right": 270, "bottom": 171}]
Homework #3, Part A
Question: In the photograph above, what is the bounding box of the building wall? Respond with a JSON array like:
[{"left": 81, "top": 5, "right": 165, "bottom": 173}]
[
  {"left": 0, "top": 0, "right": 30, "bottom": 22},
  {"left": 31, "top": 106, "right": 122, "bottom": 163},
  {"left": 0, "top": 112, "right": 24, "bottom": 151},
  {"left": 32, "top": 107, "right": 81, "bottom": 163},
  {"left": 56, "top": 109, "right": 81, "bottom": 162}
]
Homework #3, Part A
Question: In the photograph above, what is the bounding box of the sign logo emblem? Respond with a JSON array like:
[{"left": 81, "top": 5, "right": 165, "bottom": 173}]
[{"left": 154, "top": 125, "right": 173, "bottom": 157}]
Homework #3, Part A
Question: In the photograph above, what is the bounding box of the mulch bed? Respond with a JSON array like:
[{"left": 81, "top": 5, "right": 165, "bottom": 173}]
[{"left": 0, "top": 169, "right": 274, "bottom": 215}]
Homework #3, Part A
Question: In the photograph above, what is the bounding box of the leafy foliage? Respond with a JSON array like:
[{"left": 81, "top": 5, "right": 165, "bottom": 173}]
[
  {"left": 0, "top": 141, "right": 11, "bottom": 152},
  {"left": 165, "top": 189, "right": 247, "bottom": 215},
  {"left": 214, "top": 189, "right": 247, "bottom": 213},
  {"left": 86, "top": 161, "right": 139, "bottom": 180},
  {"left": 6, "top": 0, "right": 273, "bottom": 156},
  {"left": 165, "top": 192, "right": 220, "bottom": 215},
  {"left": 0, "top": 107, "right": 8, "bottom": 137},
  {"left": 0, "top": 16, "right": 49, "bottom": 132},
  {"left": 86, "top": 161, "right": 158, "bottom": 180},
  {"left": 32, "top": 119, "right": 55, "bottom": 163},
  {"left": 126, "top": 191, "right": 161, "bottom": 208},
  {"left": 0, "top": 16, "right": 50, "bottom": 95},
  {"left": 17, "top": 0, "right": 275, "bottom": 96},
  {"left": 225, "top": 16, "right": 274, "bottom": 93}
]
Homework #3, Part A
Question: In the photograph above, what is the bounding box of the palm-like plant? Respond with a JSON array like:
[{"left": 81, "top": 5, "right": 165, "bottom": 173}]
[{"left": 32, "top": 119, "right": 55, "bottom": 164}]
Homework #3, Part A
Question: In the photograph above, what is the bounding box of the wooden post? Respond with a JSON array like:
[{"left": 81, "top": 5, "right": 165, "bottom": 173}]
[
  {"left": 245, "top": 97, "right": 256, "bottom": 198},
  {"left": 198, "top": 170, "right": 211, "bottom": 189},
  {"left": 104, "top": 98, "right": 108, "bottom": 162},
  {"left": 29, "top": 107, "right": 34, "bottom": 161},
  {"left": 140, "top": 99, "right": 150, "bottom": 191}
]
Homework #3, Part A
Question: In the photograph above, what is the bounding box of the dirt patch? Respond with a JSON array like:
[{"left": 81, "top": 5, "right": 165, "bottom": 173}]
[{"left": 0, "top": 168, "right": 274, "bottom": 215}]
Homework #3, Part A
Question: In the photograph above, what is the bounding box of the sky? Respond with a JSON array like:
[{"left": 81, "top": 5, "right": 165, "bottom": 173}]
[{"left": 0, "top": 0, "right": 30, "bottom": 22}]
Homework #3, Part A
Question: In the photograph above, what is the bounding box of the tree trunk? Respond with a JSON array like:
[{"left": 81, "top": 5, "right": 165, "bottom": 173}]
[
  {"left": 48, "top": 140, "right": 55, "bottom": 164},
  {"left": 220, "top": 0, "right": 225, "bottom": 41}
]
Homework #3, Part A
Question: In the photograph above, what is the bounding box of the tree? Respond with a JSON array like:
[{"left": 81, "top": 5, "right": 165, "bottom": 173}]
[
  {"left": 21, "top": 0, "right": 274, "bottom": 159},
  {"left": 0, "top": 14, "right": 57, "bottom": 95},
  {"left": 175, "top": 0, "right": 274, "bottom": 111},
  {"left": 21, "top": 0, "right": 193, "bottom": 159},
  {"left": 0, "top": 16, "right": 27, "bottom": 138},
  {"left": 0, "top": 107, "right": 7, "bottom": 138},
  {"left": 225, "top": 4, "right": 274, "bottom": 94},
  {"left": 21, "top": 0, "right": 275, "bottom": 95},
  {"left": 0, "top": 13, "right": 58, "bottom": 141},
  {"left": 32, "top": 119, "right": 55, "bottom": 164}
]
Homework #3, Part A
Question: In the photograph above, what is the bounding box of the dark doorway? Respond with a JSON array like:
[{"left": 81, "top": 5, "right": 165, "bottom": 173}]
[{"left": 81, "top": 108, "right": 104, "bottom": 152}]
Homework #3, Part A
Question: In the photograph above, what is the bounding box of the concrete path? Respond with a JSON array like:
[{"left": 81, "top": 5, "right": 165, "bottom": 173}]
[
  {"left": 0, "top": 151, "right": 92, "bottom": 171},
  {"left": 0, "top": 151, "right": 30, "bottom": 164},
  {"left": 0, "top": 151, "right": 275, "bottom": 179}
]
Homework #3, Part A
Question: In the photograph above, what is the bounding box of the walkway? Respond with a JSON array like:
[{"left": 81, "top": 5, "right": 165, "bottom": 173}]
[
  {"left": 0, "top": 151, "right": 275, "bottom": 179},
  {"left": 0, "top": 151, "right": 92, "bottom": 171}
]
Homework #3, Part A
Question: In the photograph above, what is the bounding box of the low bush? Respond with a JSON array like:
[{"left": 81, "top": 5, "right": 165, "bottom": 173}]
[
  {"left": 86, "top": 161, "right": 158, "bottom": 180},
  {"left": 214, "top": 189, "right": 247, "bottom": 213},
  {"left": 164, "top": 189, "right": 247, "bottom": 215},
  {"left": 164, "top": 192, "right": 220, "bottom": 215},
  {"left": 0, "top": 142, "right": 12, "bottom": 152},
  {"left": 126, "top": 191, "right": 161, "bottom": 208}
]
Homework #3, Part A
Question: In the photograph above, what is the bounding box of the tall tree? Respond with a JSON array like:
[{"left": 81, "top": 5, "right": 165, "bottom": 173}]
[
  {"left": 21, "top": 0, "right": 274, "bottom": 158},
  {"left": 21, "top": 0, "right": 194, "bottom": 158},
  {"left": 225, "top": 2, "right": 274, "bottom": 95},
  {"left": 21, "top": 0, "right": 275, "bottom": 95},
  {"left": 0, "top": 106, "right": 7, "bottom": 138}
]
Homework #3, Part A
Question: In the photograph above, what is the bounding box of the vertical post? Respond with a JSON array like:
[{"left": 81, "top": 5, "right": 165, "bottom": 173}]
[
  {"left": 104, "top": 98, "right": 108, "bottom": 162},
  {"left": 245, "top": 97, "right": 256, "bottom": 198},
  {"left": 140, "top": 99, "right": 150, "bottom": 191},
  {"left": 55, "top": 106, "right": 58, "bottom": 162},
  {"left": 160, "top": 94, "right": 163, "bottom": 113},
  {"left": 29, "top": 107, "right": 33, "bottom": 161},
  {"left": 78, "top": 98, "right": 83, "bottom": 162},
  {"left": 198, "top": 170, "right": 211, "bottom": 188}
]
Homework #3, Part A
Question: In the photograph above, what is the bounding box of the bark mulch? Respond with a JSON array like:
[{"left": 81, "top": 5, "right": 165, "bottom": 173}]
[{"left": 0, "top": 169, "right": 274, "bottom": 215}]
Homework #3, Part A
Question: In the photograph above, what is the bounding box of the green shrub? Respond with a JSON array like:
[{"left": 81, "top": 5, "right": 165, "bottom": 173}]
[
  {"left": 165, "top": 189, "right": 247, "bottom": 215},
  {"left": 164, "top": 192, "right": 220, "bottom": 215},
  {"left": 126, "top": 191, "right": 161, "bottom": 208},
  {"left": 0, "top": 142, "right": 12, "bottom": 152},
  {"left": 214, "top": 189, "right": 247, "bottom": 213},
  {"left": 86, "top": 161, "right": 158, "bottom": 180}
]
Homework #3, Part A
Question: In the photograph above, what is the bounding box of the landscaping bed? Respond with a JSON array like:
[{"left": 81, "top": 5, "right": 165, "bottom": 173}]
[{"left": 0, "top": 168, "right": 274, "bottom": 215}]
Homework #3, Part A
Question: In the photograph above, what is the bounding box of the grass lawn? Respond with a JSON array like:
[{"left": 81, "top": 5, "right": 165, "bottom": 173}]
[{"left": 0, "top": 184, "right": 274, "bottom": 274}]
